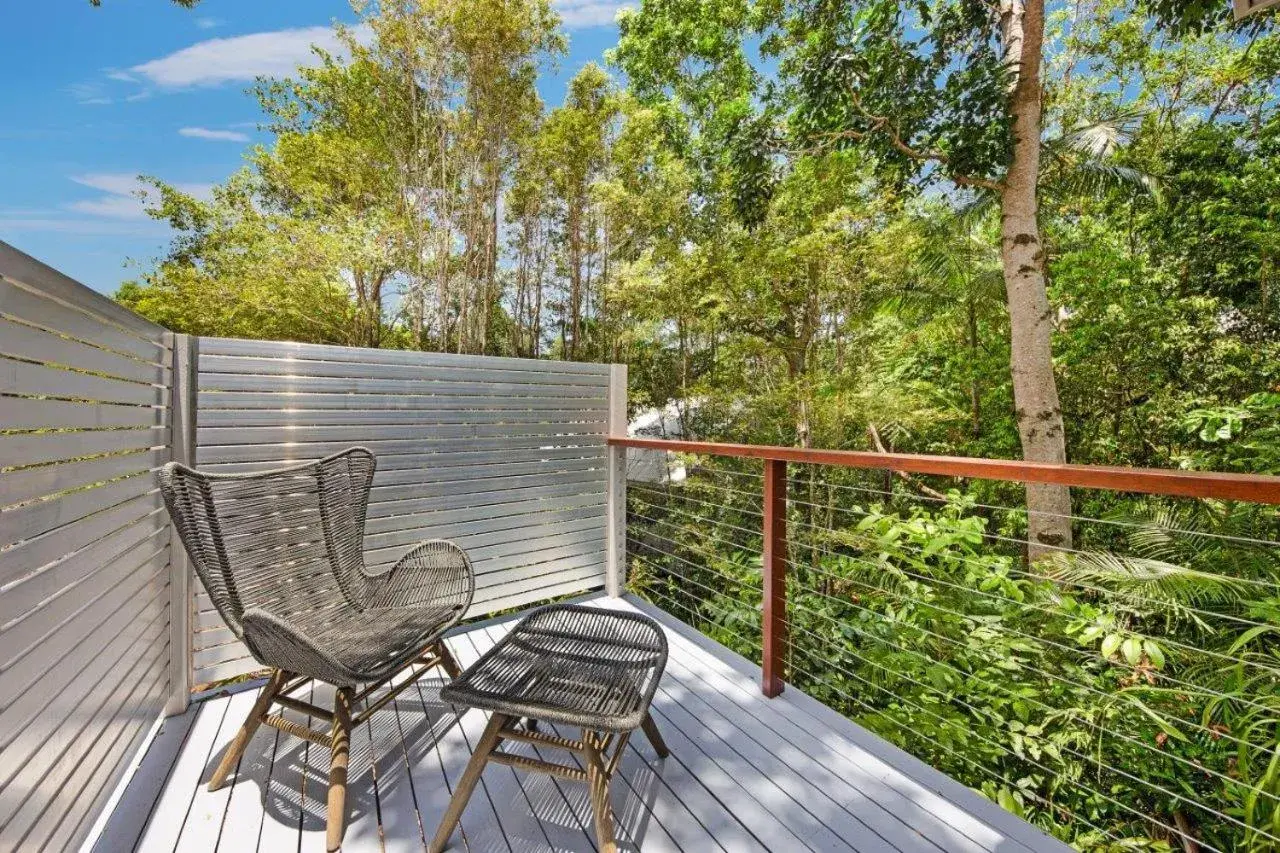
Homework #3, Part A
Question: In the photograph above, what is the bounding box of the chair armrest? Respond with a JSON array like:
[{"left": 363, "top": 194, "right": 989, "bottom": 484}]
[
  {"left": 368, "top": 539, "right": 476, "bottom": 616},
  {"left": 240, "top": 608, "right": 365, "bottom": 687}
]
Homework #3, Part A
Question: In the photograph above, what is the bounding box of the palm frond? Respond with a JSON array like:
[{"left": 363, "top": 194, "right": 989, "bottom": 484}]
[
  {"left": 1048, "top": 550, "right": 1250, "bottom": 628},
  {"left": 1048, "top": 110, "right": 1147, "bottom": 160},
  {"left": 1043, "top": 161, "right": 1162, "bottom": 204}
]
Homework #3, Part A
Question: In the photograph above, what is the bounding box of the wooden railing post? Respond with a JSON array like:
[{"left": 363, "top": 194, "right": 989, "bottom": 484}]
[
  {"left": 605, "top": 363, "right": 628, "bottom": 597},
  {"left": 762, "top": 459, "right": 787, "bottom": 697},
  {"left": 165, "top": 333, "right": 196, "bottom": 716}
]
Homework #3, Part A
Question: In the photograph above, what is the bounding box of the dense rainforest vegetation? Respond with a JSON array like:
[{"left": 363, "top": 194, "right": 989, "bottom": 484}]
[{"left": 114, "top": 0, "right": 1280, "bottom": 848}]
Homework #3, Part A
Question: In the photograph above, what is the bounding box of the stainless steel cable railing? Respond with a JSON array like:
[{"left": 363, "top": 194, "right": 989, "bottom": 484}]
[{"left": 616, "top": 437, "right": 1280, "bottom": 852}]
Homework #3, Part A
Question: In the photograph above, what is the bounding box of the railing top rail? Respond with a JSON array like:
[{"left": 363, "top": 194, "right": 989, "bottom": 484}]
[{"left": 609, "top": 437, "right": 1280, "bottom": 505}]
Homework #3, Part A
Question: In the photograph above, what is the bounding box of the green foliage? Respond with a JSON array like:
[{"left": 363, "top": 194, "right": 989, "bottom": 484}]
[{"left": 630, "top": 468, "right": 1280, "bottom": 851}]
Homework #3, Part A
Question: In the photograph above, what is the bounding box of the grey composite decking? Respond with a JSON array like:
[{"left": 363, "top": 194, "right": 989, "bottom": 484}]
[{"left": 91, "top": 594, "right": 1070, "bottom": 853}]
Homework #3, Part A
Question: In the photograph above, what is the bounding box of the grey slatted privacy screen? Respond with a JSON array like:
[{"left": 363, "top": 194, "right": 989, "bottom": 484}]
[
  {"left": 192, "top": 337, "right": 612, "bottom": 684},
  {"left": 0, "top": 243, "right": 173, "bottom": 853}
]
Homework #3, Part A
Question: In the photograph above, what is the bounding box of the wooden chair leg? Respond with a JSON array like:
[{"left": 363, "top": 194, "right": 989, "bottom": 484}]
[
  {"left": 429, "top": 712, "right": 508, "bottom": 853},
  {"left": 327, "top": 687, "right": 354, "bottom": 852},
  {"left": 641, "top": 712, "right": 670, "bottom": 758},
  {"left": 583, "top": 730, "right": 618, "bottom": 853},
  {"left": 208, "top": 669, "right": 288, "bottom": 791},
  {"left": 437, "top": 642, "right": 462, "bottom": 679}
]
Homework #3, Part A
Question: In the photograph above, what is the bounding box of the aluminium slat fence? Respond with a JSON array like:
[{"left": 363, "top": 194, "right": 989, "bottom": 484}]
[
  {"left": 0, "top": 239, "right": 625, "bottom": 850},
  {"left": 0, "top": 243, "right": 173, "bottom": 853},
  {"left": 190, "top": 337, "right": 617, "bottom": 684}
]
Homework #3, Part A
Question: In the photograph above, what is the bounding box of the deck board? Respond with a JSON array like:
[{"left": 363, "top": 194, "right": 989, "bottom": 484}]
[{"left": 99, "top": 594, "right": 1072, "bottom": 853}]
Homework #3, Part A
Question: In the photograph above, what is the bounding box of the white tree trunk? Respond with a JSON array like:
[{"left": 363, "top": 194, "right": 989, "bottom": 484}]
[{"left": 1000, "top": 0, "right": 1073, "bottom": 559}]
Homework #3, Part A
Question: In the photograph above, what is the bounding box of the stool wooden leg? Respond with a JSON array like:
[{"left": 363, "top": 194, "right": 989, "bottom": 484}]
[
  {"left": 437, "top": 642, "right": 462, "bottom": 679},
  {"left": 429, "top": 712, "right": 509, "bottom": 853},
  {"left": 327, "top": 687, "right": 354, "bottom": 852},
  {"left": 583, "top": 730, "right": 617, "bottom": 853},
  {"left": 640, "top": 712, "right": 669, "bottom": 759},
  {"left": 208, "top": 669, "right": 288, "bottom": 791}
]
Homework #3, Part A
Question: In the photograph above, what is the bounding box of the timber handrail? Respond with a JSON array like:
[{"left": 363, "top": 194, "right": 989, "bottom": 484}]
[{"left": 608, "top": 437, "right": 1280, "bottom": 504}]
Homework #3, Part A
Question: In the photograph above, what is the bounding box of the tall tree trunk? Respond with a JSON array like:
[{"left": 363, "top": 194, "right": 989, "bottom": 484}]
[
  {"left": 1000, "top": 0, "right": 1073, "bottom": 559},
  {"left": 967, "top": 293, "right": 981, "bottom": 438}
]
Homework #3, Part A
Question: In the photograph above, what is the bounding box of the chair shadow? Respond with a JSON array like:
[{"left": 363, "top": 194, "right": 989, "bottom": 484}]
[
  {"left": 203, "top": 677, "right": 670, "bottom": 849},
  {"left": 202, "top": 677, "right": 463, "bottom": 836}
]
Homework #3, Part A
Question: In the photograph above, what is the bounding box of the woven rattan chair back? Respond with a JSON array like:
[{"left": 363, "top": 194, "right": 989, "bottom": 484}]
[{"left": 157, "top": 447, "right": 378, "bottom": 639}]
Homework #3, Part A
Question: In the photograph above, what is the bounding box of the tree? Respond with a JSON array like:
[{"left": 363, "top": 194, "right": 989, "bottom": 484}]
[
  {"left": 117, "top": 173, "right": 362, "bottom": 343},
  {"left": 781, "top": 0, "right": 1077, "bottom": 556},
  {"left": 121, "top": 0, "right": 562, "bottom": 354}
]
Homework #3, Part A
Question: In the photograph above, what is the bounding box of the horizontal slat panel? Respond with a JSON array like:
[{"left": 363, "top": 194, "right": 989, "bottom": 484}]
[
  {"left": 194, "top": 624, "right": 236, "bottom": 650},
  {"left": 472, "top": 536, "right": 607, "bottom": 578},
  {"left": 192, "top": 535, "right": 607, "bottom": 615},
  {"left": 201, "top": 445, "right": 605, "bottom": 475},
  {"left": 0, "top": 560, "right": 168, "bottom": 791},
  {"left": 366, "top": 491, "right": 605, "bottom": 538},
  {"left": 0, "top": 316, "right": 168, "bottom": 384},
  {"left": 0, "top": 472, "right": 158, "bottom": 548},
  {"left": 0, "top": 536, "right": 167, "bottom": 662},
  {"left": 471, "top": 571, "right": 606, "bottom": 617},
  {"left": 196, "top": 420, "right": 602, "bottom": 446},
  {"left": 199, "top": 371, "right": 606, "bottom": 398},
  {"left": 371, "top": 467, "right": 604, "bottom": 506},
  {"left": 0, "top": 449, "right": 167, "bottom": 509},
  {"left": 194, "top": 653, "right": 260, "bottom": 686},
  {"left": 476, "top": 563, "right": 606, "bottom": 605},
  {"left": 0, "top": 571, "right": 168, "bottom": 747},
  {"left": 369, "top": 467, "right": 604, "bottom": 504},
  {"left": 197, "top": 407, "right": 607, "bottom": 427},
  {"left": 363, "top": 508, "right": 606, "bottom": 567},
  {"left": 0, "top": 276, "right": 165, "bottom": 362},
  {"left": 0, "top": 427, "right": 168, "bottom": 469},
  {"left": 0, "top": 505, "right": 167, "bottom": 627},
  {"left": 367, "top": 479, "right": 605, "bottom": 525},
  {"left": 198, "top": 391, "right": 610, "bottom": 411},
  {"left": 196, "top": 434, "right": 604, "bottom": 466},
  {"left": 199, "top": 353, "right": 608, "bottom": 387},
  {"left": 1, "top": 357, "right": 166, "bottom": 406},
  {"left": 199, "top": 336, "right": 610, "bottom": 375},
  {"left": 0, "top": 494, "right": 164, "bottom": 586},
  {"left": 192, "top": 637, "right": 253, "bottom": 671},
  {"left": 1, "top": 640, "right": 168, "bottom": 853},
  {"left": 372, "top": 456, "right": 603, "bottom": 487},
  {"left": 364, "top": 499, "right": 606, "bottom": 551},
  {"left": 22, "top": 642, "right": 168, "bottom": 853},
  {"left": 194, "top": 606, "right": 230, "bottom": 632},
  {"left": 0, "top": 396, "right": 165, "bottom": 431}
]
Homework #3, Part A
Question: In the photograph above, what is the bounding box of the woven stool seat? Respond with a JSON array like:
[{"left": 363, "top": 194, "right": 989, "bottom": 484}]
[
  {"left": 431, "top": 604, "right": 670, "bottom": 853},
  {"left": 442, "top": 604, "right": 667, "bottom": 732}
]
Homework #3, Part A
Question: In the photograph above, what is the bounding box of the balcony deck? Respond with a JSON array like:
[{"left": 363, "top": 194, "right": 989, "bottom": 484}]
[{"left": 91, "top": 594, "right": 1066, "bottom": 853}]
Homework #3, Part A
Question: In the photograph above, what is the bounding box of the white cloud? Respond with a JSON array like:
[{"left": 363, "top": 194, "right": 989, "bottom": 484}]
[
  {"left": 179, "top": 126, "right": 250, "bottom": 142},
  {"left": 553, "top": 0, "right": 631, "bottom": 28},
  {"left": 66, "top": 173, "right": 215, "bottom": 220},
  {"left": 67, "top": 81, "right": 112, "bottom": 105},
  {"left": 195, "top": 17, "right": 224, "bottom": 30},
  {"left": 129, "top": 25, "right": 363, "bottom": 88},
  {"left": 105, "top": 69, "right": 137, "bottom": 83}
]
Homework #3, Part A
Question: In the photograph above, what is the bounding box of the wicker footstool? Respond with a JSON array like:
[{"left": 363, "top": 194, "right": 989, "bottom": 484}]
[{"left": 429, "top": 604, "right": 670, "bottom": 853}]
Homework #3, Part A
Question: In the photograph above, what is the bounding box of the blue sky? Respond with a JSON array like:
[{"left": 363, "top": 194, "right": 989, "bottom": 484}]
[{"left": 0, "top": 0, "right": 625, "bottom": 294}]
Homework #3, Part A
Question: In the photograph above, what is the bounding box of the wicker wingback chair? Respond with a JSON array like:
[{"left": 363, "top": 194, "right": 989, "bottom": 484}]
[{"left": 158, "top": 447, "right": 475, "bottom": 851}]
